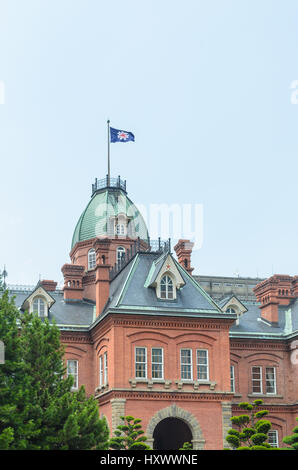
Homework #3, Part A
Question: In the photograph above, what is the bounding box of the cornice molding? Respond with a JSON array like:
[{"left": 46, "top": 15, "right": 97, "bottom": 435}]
[
  {"left": 61, "top": 331, "right": 93, "bottom": 344},
  {"left": 96, "top": 389, "right": 235, "bottom": 403},
  {"left": 230, "top": 340, "right": 288, "bottom": 351},
  {"left": 97, "top": 314, "right": 231, "bottom": 331}
]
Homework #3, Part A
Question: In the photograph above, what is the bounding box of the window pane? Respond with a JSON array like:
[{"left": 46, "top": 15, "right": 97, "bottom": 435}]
[
  {"left": 88, "top": 249, "right": 96, "bottom": 269},
  {"left": 152, "top": 364, "right": 162, "bottom": 379},
  {"left": 197, "top": 350, "right": 208, "bottom": 380},
  {"left": 252, "top": 366, "right": 262, "bottom": 394},
  {"left": 99, "top": 356, "right": 103, "bottom": 386},
  {"left": 104, "top": 352, "right": 108, "bottom": 384},
  {"left": 160, "top": 275, "right": 174, "bottom": 300},
  {"left": 181, "top": 349, "right": 192, "bottom": 380},
  {"left": 135, "top": 347, "right": 146, "bottom": 378},
  {"left": 67, "top": 360, "right": 78, "bottom": 388},
  {"left": 152, "top": 348, "right": 163, "bottom": 379},
  {"left": 268, "top": 431, "right": 278, "bottom": 447},
  {"left": 152, "top": 348, "right": 162, "bottom": 362},
  {"left": 136, "top": 364, "right": 146, "bottom": 378},
  {"left": 136, "top": 348, "right": 146, "bottom": 362},
  {"left": 39, "top": 300, "right": 45, "bottom": 315},
  {"left": 266, "top": 367, "right": 276, "bottom": 394},
  {"left": 230, "top": 365, "right": 235, "bottom": 392}
]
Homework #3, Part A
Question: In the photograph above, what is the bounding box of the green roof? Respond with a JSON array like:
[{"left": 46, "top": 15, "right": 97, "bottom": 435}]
[{"left": 71, "top": 188, "right": 149, "bottom": 249}]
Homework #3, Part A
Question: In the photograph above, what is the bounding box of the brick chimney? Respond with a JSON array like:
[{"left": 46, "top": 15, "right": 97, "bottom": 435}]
[
  {"left": 253, "top": 274, "right": 294, "bottom": 326},
  {"left": 94, "top": 238, "right": 112, "bottom": 316},
  {"left": 174, "top": 239, "right": 194, "bottom": 275},
  {"left": 61, "top": 264, "right": 84, "bottom": 302},
  {"left": 40, "top": 279, "right": 57, "bottom": 292}
]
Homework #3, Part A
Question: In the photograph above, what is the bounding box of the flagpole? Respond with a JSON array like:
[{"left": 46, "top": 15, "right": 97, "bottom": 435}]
[{"left": 107, "top": 119, "right": 110, "bottom": 186}]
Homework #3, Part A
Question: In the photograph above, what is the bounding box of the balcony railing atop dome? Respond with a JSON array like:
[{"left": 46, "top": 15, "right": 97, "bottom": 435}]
[
  {"left": 109, "top": 237, "right": 171, "bottom": 280},
  {"left": 92, "top": 175, "right": 127, "bottom": 196}
]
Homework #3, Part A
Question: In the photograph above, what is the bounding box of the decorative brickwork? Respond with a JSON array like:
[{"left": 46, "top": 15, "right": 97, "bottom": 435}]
[{"left": 146, "top": 404, "right": 205, "bottom": 450}]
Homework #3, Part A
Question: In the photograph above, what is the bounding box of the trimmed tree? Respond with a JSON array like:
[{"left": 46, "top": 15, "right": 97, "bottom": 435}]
[
  {"left": 225, "top": 400, "right": 276, "bottom": 450},
  {"left": 179, "top": 442, "right": 193, "bottom": 450},
  {"left": 0, "top": 289, "right": 109, "bottom": 450},
  {"left": 283, "top": 417, "right": 298, "bottom": 450},
  {"left": 109, "top": 415, "right": 151, "bottom": 450}
]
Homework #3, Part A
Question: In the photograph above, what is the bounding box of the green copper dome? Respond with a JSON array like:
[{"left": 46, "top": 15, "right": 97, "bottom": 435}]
[{"left": 71, "top": 177, "right": 149, "bottom": 249}]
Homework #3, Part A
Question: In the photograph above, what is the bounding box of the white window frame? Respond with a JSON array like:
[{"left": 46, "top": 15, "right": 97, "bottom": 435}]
[
  {"left": 99, "top": 355, "right": 103, "bottom": 386},
  {"left": 230, "top": 365, "right": 235, "bottom": 392},
  {"left": 135, "top": 347, "right": 147, "bottom": 379},
  {"left": 180, "top": 348, "right": 193, "bottom": 381},
  {"left": 151, "top": 347, "right": 164, "bottom": 380},
  {"left": 160, "top": 275, "right": 174, "bottom": 300},
  {"left": 268, "top": 430, "right": 279, "bottom": 448},
  {"left": 265, "top": 367, "right": 276, "bottom": 394},
  {"left": 116, "top": 223, "right": 125, "bottom": 236},
  {"left": 88, "top": 248, "right": 96, "bottom": 270},
  {"left": 104, "top": 351, "right": 108, "bottom": 385},
  {"left": 117, "top": 246, "right": 126, "bottom": 265},
  {"left": 252, "top": 366, "right": 263, "bottom": 394},
  {"left": 32, "top": 297, "right": 46, "bottom": 316},
  {"left": 196, "top": 349, "right": 209, "bottom": 381},
  {"left": 226, "top": 307, "right": 236, "bottom": 313},
  {"left": 67, "top": 359, "right": 78, "bottom": 390}
]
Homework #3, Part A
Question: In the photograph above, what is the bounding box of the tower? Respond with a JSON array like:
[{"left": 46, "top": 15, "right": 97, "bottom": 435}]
[{"left": 61, "top": 175, "right": 149, "bottom": 311}]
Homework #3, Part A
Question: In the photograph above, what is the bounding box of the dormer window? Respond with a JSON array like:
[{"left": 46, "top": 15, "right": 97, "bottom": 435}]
[
  {"left": 226, "top": 307, "right": 236, "bottom": 314},
  {"left": 32, "top": 297, "right": 46, "bottom": 316},
  {"left": 160, "top": 275, "right": 174, "bottom": 299},
  {"left": 116, "top": 223, "right": 126, "bottom": 235},
  {"left": 88, "top": 248, "right": 96, "bottom": 270}
]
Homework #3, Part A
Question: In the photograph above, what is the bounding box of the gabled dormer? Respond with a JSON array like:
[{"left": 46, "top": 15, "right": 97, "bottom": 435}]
[
  {"left": 218, "top": 295, "right": 248, "bottom": 325},
  {"left": 21, "top": 282, "right": 56, "bottom": 317},
  {"left": 144, "top": 253, "right": 185, "bottom": 300}
]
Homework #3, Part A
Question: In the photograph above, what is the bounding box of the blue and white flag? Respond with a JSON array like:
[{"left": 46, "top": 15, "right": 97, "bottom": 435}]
[{"left": 110, "top": 127, "right": 135, "bottom": 143}]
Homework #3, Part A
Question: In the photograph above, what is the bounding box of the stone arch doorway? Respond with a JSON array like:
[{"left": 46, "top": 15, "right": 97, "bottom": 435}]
[
  {"left": 153, "top": 417, "right": 192, "bottom": 450},
  {"left": 146, "top": 404, "right": 205, "bottom": 450}
]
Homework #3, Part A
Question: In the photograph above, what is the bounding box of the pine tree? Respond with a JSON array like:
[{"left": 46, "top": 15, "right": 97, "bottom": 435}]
[
  {"left": 283, "top": 417, "right": 298, "bottom": 450},
  {"left": 109, "top": 415, "right": 151, "bottom": 450},
  {"left": 179, "top": 442, "right": 192, "bottom": 450},
  {"left": 225, "top": 400, "right": 276, "bottom": 450},
  {"left": 0, "top": 289, "right": 109, "bottom": 450}
]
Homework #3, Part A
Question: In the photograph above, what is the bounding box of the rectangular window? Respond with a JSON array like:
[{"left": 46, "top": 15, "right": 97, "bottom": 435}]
[
  {"left": 252, "top": 366, "right": 262, "bottom": 394},
  {"left": 104, "top": 352, "right": 108, "bottom": 384},
  {"left": 265, "top": 367, "right": 276, "bottom": 394},
  {"left": 135, "top": 347, "right": 147, "bottom": 379},
  {"left": 99, "top": 356, "right": 103, "bottom": 386},
  {"left": 196, "top": 349, "right": 209, "bottom": 380},
  {"left": 152, "top": 348, "right": 163, "bottom": 380},
  {"left": 181, "top": 349, "right": 192, "bottom": 380},
  {"left": 67, "top": 359, "right": 78, "bottom": 389},
  {"left": 230, "top": 365, "right": 235, "bottom": 392},
  {"left": 268, "top": 430, "right": 278, "bottom": 448}
]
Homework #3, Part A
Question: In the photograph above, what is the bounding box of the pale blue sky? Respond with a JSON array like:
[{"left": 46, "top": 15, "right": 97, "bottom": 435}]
[{"left": 1, "top": 0, "right": 298, "bottom": 285}]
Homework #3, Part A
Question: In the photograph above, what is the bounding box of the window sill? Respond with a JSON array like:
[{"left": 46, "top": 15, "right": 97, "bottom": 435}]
[
  {"left": 176, "top": 380, "right": 216, "bottom": 391},
  {"left": 129, "top": 379, "right": 172, "bottom": 389},
  {"left": 247, "top": 394, "right": 283, "bottom": 399},
  {"left": 95, "top": 383, "right": 109, "bottom": 394}
]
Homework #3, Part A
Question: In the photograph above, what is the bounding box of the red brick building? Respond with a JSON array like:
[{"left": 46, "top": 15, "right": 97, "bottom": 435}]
[{"left": 11, "top": 176, "right": 298, "bottom": 450}]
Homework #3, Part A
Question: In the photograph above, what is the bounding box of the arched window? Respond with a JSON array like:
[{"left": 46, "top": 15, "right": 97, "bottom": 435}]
[
  {"left": 160, "top": 275, "right": 174, "bottom": 299},
  {"left": 88, "top": 248, "right": 96, "bottom": 270},
  {"left": 32, "top": 297, "right": 46, "bottom": 316},
  {"left": 117, "top": 246, "right": 126, "bottom": 265},
  {"left": 226, "top": 307, "right": 236, "bottom": 314}
]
